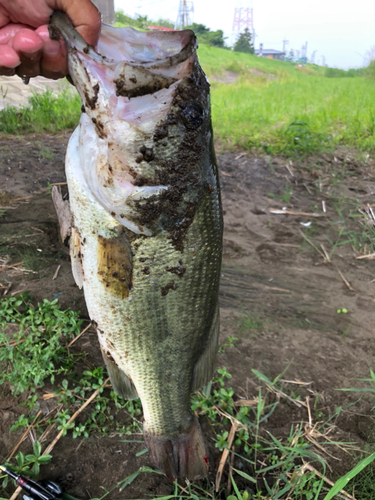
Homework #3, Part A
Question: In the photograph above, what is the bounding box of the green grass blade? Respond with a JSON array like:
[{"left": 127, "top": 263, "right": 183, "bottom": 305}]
[
  {"left": 322, "top": 452, "right": 375, "bottom": 500},
  {"left": 232, "top": 467, "right": 257, "bottom": 483}
]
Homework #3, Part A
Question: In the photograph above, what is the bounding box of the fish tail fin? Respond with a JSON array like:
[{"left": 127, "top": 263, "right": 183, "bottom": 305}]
[{"left": 144, "top": 417, "right": 208, "bottom": 481}]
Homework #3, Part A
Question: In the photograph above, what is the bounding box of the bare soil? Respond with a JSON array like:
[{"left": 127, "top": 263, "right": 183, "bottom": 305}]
[{"left": 1, "top": 133, "right": 375, "bottom": 499}]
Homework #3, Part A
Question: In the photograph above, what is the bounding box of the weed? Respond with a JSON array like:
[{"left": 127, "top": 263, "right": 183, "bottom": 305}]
[
  {"left": 0, "top": 293, "right": 82, "bottom": 393},
  {"left": 0, "top": 87, "right": 80, "bottom": 135},
  {"left": 239, "top": 312, "right": 263, "bottom": 335},
  {"left": 284, "top": 121, "right": 330, "bottom": 156},
  {"left": 0, "top": 85, "right": 8, "bottom": 99},
  {"left": 280, "top": 185, "right": 293, "bottom": 203},
  {"left": 337, "top": 308, "right": 348, "bottom": 314},
  {"left": 0, "top": 441, "right": 52, "bottom": 489},
  {"left": 267, "top": 187, "right": 293, "bottom": 204},
  {"left": 21, "top": 247, "right": 47, "bottom": 272},
  {"left": 3, "top": 293, "right": 375, "bottom": 499},
  {"left": 219, "top": 335, "right": 239, "bottom": 354},
  {"left": 0, "top": 294, "right": 144, "bottom": 440},
  {"left": 339, "top": 367, "right": 375, "bottom": 395},
  {"left": 35, "top": 141, "right": 54, "bottom": 160}
]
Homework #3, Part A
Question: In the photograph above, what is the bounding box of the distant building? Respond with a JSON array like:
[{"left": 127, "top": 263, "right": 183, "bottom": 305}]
[
  {"left": 91, "top": 0, "right": 115, "bottom": 25},
  {"left": 254, "top": 49, "right": 285, "bottom": 61}
]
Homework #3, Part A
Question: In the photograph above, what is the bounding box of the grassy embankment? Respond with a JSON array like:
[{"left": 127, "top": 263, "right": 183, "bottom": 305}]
[
  {"left": 199, "top": 44, "right": 375, "bottom": 155},
  {"left": 0, "top": 43, "right": 375, "bottom": 157}
]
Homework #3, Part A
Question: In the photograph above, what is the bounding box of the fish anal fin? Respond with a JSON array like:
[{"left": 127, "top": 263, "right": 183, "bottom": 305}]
[
  {"left": 191, "top": 304, "right": 219, "bottom": 392},
  {"left": 101, "top": 348, "right": 138, "bottom": 400},
  {"left": 144, "top": 417, "right": 208, "bottom": 481},
  {"left": 97, "top": 231, "right": 133, "bottom": 299},
  {"left": 70, "top": 226, "right": 84, "bottom": 289}
]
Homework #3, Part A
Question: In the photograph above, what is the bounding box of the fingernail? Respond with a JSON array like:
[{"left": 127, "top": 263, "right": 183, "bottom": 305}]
[{"left": 43, "top": 40, "right": 60, "bottom": 55}]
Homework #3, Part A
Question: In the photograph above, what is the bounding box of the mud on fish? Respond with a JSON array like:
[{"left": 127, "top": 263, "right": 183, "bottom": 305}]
[{"left": 50, "top": 12, "right": 223, "bottom": 481}]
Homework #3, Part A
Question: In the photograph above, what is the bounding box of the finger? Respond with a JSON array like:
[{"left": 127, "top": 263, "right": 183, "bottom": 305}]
[
  {"left": 0, "top": 44, "right": 20, "bottom": 69},
  {"left": 0, "top": 23, "right": 31, "bottom": 44},
  {"left": 36, "top": 25, "right": 66, "bottom": 79},
  {"left": 11, "top": 29, "right": 43, "bottom": 78},
  {"left": 51, "top": 0, "right": 102, "bottom": 46}
]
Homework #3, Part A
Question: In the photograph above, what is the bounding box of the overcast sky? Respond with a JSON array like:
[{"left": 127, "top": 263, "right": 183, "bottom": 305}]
[{"left": 114, "top": 0, "right": 375, "bottom": 69}]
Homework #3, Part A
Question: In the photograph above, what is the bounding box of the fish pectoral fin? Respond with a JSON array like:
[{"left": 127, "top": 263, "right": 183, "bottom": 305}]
[
  {"left": 191, "top": 303, "right": 220, "bottom": 392},
  {"left": 101, "top": 348, "right": 138, "bottom": 400},
  {"left": 52, "top": 185, "right": 71, "bottom": 243},
  {"left": 70, "top": 226, "right": 84, "bottom": 289}
]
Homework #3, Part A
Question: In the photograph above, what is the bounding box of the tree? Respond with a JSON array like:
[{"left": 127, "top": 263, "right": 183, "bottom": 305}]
[
  {"left": 233, "top": 28, "right": 254, "bottom": 54},
  {"left": 188, "top": 23, "right": 210, "bottom": 36},
  {"left": 186, "top": 23, "right": 226, "bottom": 48},
  {"left": 115, "top": 9, "right": 134, "bottom": 26}
]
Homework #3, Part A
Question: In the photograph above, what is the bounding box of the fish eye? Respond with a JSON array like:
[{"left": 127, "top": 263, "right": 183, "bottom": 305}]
[{"left": 181, "top": 104, "right": 204, "bottom": 130}]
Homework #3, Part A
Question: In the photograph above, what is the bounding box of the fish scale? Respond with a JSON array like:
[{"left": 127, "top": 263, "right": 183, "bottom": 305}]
[{"left": 52, "top": 12, "right": 222, "bottom": 480}]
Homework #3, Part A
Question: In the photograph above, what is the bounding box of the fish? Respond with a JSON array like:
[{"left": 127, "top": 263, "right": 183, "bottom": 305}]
[{"left": 50, "top": 12, "right": 223, "bottom": 480}]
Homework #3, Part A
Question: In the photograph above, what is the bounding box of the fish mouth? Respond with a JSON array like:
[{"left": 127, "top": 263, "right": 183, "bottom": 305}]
[
  {"left": 50, "top": 12, "right": 198, "bottom": 109},
  {"left": 49, "top": 11, "right": 197, "bottom": 75},
  {"left": 50, "top": 12, "right": 207, "bottom": 237}
]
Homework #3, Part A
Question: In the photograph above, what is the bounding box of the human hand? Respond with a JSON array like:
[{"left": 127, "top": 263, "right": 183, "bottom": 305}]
[{"left": 0, "top": 0, "right": 101, "bottom": 79}]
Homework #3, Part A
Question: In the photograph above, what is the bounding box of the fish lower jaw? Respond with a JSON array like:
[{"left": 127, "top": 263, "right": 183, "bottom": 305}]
[{"left": 143, "top": 417, "right": 208, "bottom": 481}]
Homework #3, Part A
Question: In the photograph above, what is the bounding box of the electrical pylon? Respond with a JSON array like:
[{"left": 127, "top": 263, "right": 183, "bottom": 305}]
[
  {"left": 232, "top": 1, "right": 254, "bottom": 45},
  {"left": 175, "top": 0, "right": 194, "bottom": 29}
]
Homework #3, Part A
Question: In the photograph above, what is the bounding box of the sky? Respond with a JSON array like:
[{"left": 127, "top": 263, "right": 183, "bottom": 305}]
[{"left": 113, "top": 0, "right": 375, "bottom": 69}]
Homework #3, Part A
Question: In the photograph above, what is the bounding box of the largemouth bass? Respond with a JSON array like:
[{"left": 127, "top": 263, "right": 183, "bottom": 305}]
[{"left": 51, "top": 12, "right": 223, "bottom": 480}]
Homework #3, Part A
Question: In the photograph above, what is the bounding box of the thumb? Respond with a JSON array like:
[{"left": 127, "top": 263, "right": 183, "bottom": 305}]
[{"left": 47, "top": 0, "right": 102, "bottom": 46}]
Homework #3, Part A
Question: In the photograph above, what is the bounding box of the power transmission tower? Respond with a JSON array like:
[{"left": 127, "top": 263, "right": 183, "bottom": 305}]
[
  {"left": 175, "top": 0, "right": 194, "bottom": 29},
  {"left": 301, "top": 41, "right": 308, "bottom": 59},
  {"left": 310, "top": 50, "right": 317, "bottom": 64},
  {"left": 282, "top": 38, "right": 289, "bottom": 53},
  {"left": 232, "top": 1, "right": 254, "bottom": 46}
]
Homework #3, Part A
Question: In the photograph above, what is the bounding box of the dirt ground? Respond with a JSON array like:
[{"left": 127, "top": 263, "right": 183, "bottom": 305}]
[{"left": 1, "top": 133, "right": 375, "bottom": 499}]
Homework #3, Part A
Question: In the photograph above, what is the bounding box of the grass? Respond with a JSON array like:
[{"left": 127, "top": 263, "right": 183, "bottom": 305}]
[
  {"left": 0, "top": 87, "right": 80, "bottom": 135},
  {"left": 239, "top": 312, "right": 264, "bottom": 336},
  {"left": 299, "top": 194, "right": 375, "bottom": 259},
  {"left": 2, "top": 294, "right": 375, "bottom": 499},
  {"left": 34, "top": 141, "right": 54, "bottom": 159},
  {"left": 0, "top": 42, "right": 374, "bottom": 157},
  {"left": 197, "top": 44, "right": 375, "bottom": 155},
  {"left": 210, "top": 70, "right": 375, "bottom": 155}
]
